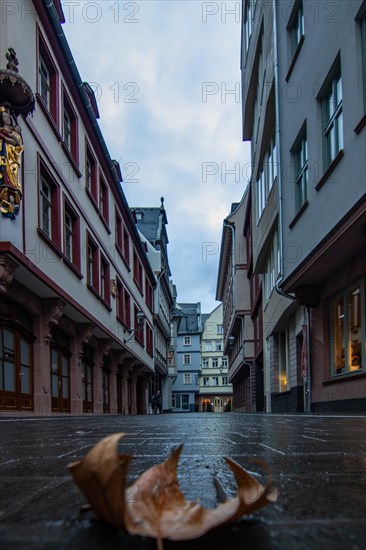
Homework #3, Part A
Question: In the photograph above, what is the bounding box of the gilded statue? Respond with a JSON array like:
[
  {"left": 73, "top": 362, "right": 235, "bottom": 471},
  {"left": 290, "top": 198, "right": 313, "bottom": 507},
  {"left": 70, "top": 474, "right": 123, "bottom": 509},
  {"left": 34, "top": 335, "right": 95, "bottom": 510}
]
[{"left": 0, "top": 103, "right": 24, "bottom": 218}]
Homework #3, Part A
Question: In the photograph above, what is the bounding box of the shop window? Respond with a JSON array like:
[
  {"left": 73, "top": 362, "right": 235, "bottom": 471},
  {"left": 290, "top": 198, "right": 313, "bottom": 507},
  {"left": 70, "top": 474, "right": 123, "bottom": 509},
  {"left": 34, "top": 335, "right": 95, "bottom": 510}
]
[
  {"left": 102, "top": 356, "right": 110, "bottom": 414},
  {"left": 82, "top": 345, "right": 94, "bottom": 412},
  {"left": 330, "top": 282, "right": 365, "bottom": 376},
  {"left": 50, "top": 328, "right": 70, "bottom": 413}
]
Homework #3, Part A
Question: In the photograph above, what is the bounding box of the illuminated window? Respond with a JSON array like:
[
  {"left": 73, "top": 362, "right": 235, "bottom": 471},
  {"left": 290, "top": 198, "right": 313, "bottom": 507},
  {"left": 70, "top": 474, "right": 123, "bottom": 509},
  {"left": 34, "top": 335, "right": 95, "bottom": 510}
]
[{"left": 330, "top": 282, "right": 365, "bottom": 376}]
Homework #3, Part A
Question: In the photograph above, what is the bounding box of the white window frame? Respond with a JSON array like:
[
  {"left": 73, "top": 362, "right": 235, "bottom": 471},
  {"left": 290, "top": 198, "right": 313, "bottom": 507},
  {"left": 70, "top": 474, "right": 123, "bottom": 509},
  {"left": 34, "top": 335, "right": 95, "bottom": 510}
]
[
  {"left": 184, "top": 336, "right": 191, "bottom": 346},
  {"left": 183, "top": 373, "right": 191, "bottom": 385},
  {"left": 323, "top": 71, "right": 343, "bottom": 168},
  {"left": 183, "top": 354, "right": 191, "bottom": 365}
]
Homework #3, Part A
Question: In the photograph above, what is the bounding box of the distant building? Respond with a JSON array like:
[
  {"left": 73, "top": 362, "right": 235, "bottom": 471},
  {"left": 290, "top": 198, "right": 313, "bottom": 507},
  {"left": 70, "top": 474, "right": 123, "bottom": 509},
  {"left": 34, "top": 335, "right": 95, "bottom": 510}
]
[
  {"left": 199, "top": 304, "right": 232, "bottom": 412},
  {"left": 131, "top": 199, "right": 174, "bottom": 412},
  {"left": 172, "top": 302, "right": 202, "bottom": 412}
]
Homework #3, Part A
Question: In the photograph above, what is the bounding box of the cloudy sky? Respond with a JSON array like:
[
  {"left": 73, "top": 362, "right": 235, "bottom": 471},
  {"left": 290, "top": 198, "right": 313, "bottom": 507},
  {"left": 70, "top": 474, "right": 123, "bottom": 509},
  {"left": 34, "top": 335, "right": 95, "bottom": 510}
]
[{"left": 62, "top": 0, "right": 250, "bottom": 313}]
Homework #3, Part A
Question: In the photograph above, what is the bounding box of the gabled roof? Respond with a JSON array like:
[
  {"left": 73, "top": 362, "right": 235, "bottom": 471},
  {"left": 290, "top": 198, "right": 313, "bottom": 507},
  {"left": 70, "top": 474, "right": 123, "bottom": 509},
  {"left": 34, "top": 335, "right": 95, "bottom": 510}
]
[
  {"left": 176, "top": 302, "right": 201, "bottom": 334},
  {"left": 131, "top": 198, "right": 168, "bottom": 244}
]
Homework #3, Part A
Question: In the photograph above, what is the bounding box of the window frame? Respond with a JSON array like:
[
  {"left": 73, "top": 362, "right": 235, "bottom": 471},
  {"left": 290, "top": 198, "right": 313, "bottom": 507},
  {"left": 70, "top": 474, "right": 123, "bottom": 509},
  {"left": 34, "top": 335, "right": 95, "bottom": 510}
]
[
  {"left": 99, "top": 173, "right": 109, "bottom": 227},
  {"left": 100, "top": 254, "right": 111, "bottom": 308},
  {"left": 37, "top": 30, "right": 59, "bottom": 128},
  {"left": 291, "top": 123, "right": 308, "bottom": 213},
  {"left": 85, "top": 143, "right": 98, "bottom": 205},
  {"left": 329, "top": 280, "right": 365, "bottom": 377},
  {"left": 183, "top": 353, "right": 191, "bottom": 365},
  {"left": 146, "top": 324, "right": 154, "bottom": 357},
  {"left": 183, "top": 373, "right": 192, "bottom": 385},
  {"left": 184, "top": 336, "right": 191, "bottom": 346},
  {"left": 62, "top": 87, "right": 79, "bottom": 168},
  {"left": 38, "top": 160, "right": 62, "bottom": 254},
  {"left": 63, "top": 197, "right": 81, "bottom": 275},
  {"left": 133, "top": 250, "right": 144, "bottom": 293},
  {"left": 86, "top": 232, "right": 99, "bottom": 295},
  {"left": 321, "top": 64, "right": 343, "bottom": 169}
]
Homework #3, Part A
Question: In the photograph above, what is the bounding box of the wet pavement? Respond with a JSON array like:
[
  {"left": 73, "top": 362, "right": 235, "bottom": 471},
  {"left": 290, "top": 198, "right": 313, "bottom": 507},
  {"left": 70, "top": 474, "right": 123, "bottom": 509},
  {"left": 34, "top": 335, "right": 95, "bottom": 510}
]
[{"left": 0, "top": 412, "right": 365, "bottom": 549}]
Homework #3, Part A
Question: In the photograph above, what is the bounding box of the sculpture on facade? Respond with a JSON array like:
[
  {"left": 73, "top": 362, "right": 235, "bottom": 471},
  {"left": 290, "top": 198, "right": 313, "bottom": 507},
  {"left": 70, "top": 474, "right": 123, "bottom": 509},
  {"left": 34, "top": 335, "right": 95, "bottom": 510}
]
[{"left": 0, "top": 48, "right": 35, "bottom": 219}]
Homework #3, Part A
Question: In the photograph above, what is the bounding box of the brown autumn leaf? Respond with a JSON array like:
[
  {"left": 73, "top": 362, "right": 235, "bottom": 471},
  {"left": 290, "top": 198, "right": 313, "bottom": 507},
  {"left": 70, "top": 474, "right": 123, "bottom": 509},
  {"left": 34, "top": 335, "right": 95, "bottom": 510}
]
[{"left": 69, "top": 433, "right": 277, "bottom": 546}]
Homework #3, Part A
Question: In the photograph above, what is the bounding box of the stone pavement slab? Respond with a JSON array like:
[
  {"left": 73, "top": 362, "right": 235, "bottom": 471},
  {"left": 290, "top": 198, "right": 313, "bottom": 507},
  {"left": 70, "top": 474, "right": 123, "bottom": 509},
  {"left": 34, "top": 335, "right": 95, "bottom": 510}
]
[{"left": 0, "top": 413, "right": 365, "bottom": 549}]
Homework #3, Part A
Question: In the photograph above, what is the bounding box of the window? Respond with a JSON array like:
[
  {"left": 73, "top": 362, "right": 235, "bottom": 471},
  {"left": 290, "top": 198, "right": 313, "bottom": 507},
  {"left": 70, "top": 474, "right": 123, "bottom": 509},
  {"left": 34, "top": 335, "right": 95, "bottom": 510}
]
[
  {"left": 82, "top": 345, "right": 94, "bottom": 412},
  {"left": 39, "top": 55, "right": 50, "bottom": 109},
  {"left": 256, "top": 138, "right": 277, "bottom": 222},
  {"left": 85, "top": 146, "right": 97, "bottom": 201},
  {"left": 183, "top": 373, "right": 191, "bottom": 384},
  {"left": 146, "top": 324, "right": 154, "bottom": 356},
  {"left": 123, "top": 227, "right": 130, "bottom": 266},
  {"left": 222, "top": 376, "right": 229, "bottom": 385},
  {"left": 86, "top": 233, "right": 99, "bottom": 293},
  {"left": 115, "top": 210, "right": 123, "bottom": 254},
  {"left": 278, "top": 329, "right": 289, "bottom": 392},
  {"left": 292, "top": 124, "right": 308, "bottom": 212},
  {"left": 99, "top": 175, "right": 109, "bottom": 225},
  {"left": 215, "top": 341, "right": 222, "bottom": 351},
  {"left": 221, "top": 357, "right": 228, "bottom": 368},
  {"left": 133, "top": 251, "right": 143, "bottom": 292},
  {"left": 0, "top": 327, "right": 33, "bottom": 411},
  {"left": 330, "top": 282, "right": 365, "bottom": 376},
  {"left": 146, "top": 278, "right": 153, "bottom": 311},
  {"left": 50, "top": 328, "right": 70, "bottom": 413},
  {"left": 39, "top": 163, "right": 61, "bottom": 250},
  {"left": 217, "top": 324, "right": 223, "bottom": 335},
  {"left": 205, "top": 342, "right": 212, "bottom": 352},
  {"left": 203, "top": 376, "right": 210, "bottom": 386},
  {"left": 212, "top": 358, "right": 218, "bottom": 368},
  {"left": 62, "top": 90, "right": 78, "bottom": 164},
  {"left": 289, "top": 0, "right": 304, "bottom": 55},
  {"left": 202, "top": 358, "right": 209, "bottom": 368},
  {"left": 63, "top": 200, "right": 81, "bottom": 272},
  {"left": 322, "top": 66, "right": 343, "bottom": 168},
  {"left": 184, "top": 336, "right": 191, "bottom": 346},
  {"left": 100, "top": 255, "right": 110, "bottom": 306},
  {"left": 181, "top": 394, "right": 189, "bottom": 411},
  {"left": 37, "top": 33, "right": 58, "bottom": 124},
  {"left": 102, "top": 358, "right": 110, "bottom": 414},
  {"left": 361, "top": 15, "right": 366, "bottom": 108},
  {"left": 264, "top": 232, "right": 278, "bottom": 302},
  {"left": 212, "top": 376, "right": 219, "bottom": 386},
  {"left": 244, "top": 0, "right": 254, "bottom": 56},
  {"left": 183, "top": 354, "right": 191, "bottom": 365},
  {"left": 172, "top": 394, "right": 176, "bottom": 408},
  {"left": 134, "top": 305, "right": 144, "bottom": 345},
  {"left": 124, "top": 289, "right": 131, "bottom": 330}
]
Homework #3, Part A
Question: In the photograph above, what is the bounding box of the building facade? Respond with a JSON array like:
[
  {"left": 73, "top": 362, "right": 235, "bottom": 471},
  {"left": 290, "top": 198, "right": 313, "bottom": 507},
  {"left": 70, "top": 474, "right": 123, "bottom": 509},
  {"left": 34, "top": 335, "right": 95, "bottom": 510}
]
[
  {"left": 132, "top": 200, "right": 174, "bottom": 413},
  {"left": 199, "top": 304, "right": 232, "bottom": 412},
  {"left": 0, "top": 0, "right": 156, "bottom": 415},
  {"left": 216, "top": 194, "right": 260, "bottom": 412},
  {"left": 240, "top": 0, "right": 366, "bottom": 412},
  {"left": 172, "top": 302, "right": 202, "bottom": 412}
]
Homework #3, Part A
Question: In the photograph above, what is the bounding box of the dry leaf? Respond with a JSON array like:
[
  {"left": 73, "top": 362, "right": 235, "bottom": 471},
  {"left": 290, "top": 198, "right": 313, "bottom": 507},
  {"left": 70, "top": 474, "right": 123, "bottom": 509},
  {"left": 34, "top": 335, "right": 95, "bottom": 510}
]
[{"left": 69, "top": 433, "right": 277, "bottom": 545}]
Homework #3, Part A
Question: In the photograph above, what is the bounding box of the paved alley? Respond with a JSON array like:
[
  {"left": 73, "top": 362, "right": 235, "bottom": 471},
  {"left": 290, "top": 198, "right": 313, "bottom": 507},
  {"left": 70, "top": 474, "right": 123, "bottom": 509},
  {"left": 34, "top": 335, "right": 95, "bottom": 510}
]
[{"left": 0, "top": 413, "right": 365, "bottom": 549}]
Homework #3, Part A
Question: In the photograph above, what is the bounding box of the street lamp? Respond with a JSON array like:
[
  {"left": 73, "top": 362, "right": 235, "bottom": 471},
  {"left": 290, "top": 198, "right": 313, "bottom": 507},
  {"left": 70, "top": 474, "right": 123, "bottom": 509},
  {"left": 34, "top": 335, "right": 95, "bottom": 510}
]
[{"left": 124, "top": 310, "right": 146, "bottom": 343}]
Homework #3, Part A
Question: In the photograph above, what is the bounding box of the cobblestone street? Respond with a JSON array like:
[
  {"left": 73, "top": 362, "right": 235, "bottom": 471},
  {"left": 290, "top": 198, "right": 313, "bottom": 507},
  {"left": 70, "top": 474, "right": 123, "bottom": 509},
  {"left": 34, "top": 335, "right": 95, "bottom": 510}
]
[{"left": 0, "top": 413, "right": 365, "bottom": 549}]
